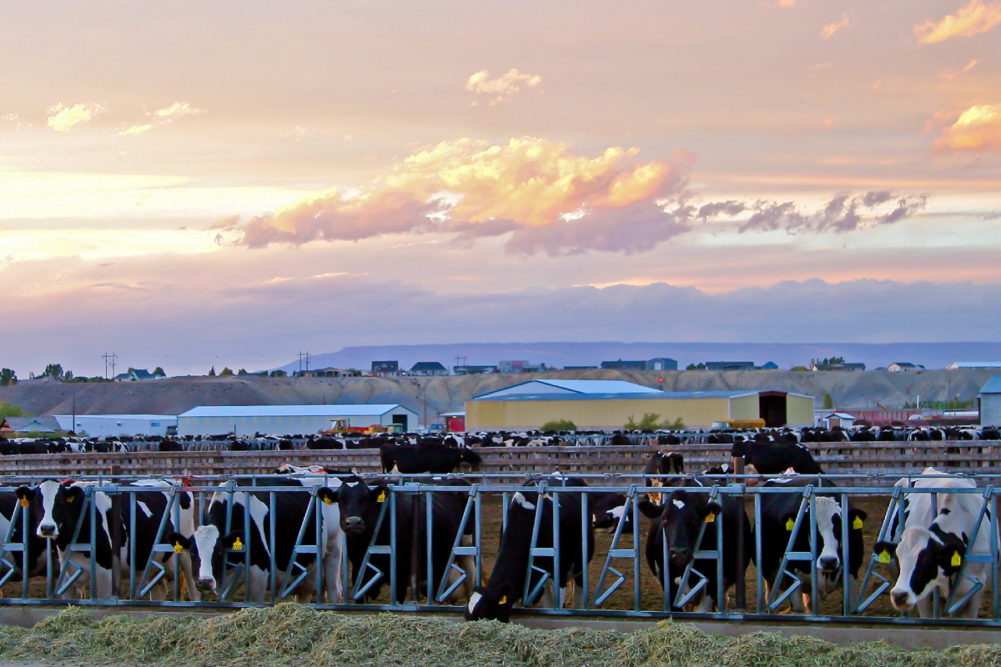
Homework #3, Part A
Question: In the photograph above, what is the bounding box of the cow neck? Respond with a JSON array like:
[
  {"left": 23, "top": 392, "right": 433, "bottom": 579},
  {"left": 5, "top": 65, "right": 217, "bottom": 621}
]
[{"left": 485, "top": 504, "right": 536, "bottom": 600}]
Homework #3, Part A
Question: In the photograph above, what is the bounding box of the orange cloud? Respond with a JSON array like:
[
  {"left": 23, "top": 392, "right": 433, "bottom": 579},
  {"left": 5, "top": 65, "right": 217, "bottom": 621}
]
[
  {"left": 820, "top": 12, "right": 852, "bottom": 38},
  {"left": 47, "top": 102, "right": 106, "bottom": 132},
  {"left": 915, "top": 0, "right": 1001, "bottom": 44},
  {"left": 934, "top": 104, "right": 1001, "bottom": 151},
  {"left": 238, "top": 137, "right": 682, "bottom": 252},
  {"left": 465, "top": 69, "right": 542, "bottom": 105}
]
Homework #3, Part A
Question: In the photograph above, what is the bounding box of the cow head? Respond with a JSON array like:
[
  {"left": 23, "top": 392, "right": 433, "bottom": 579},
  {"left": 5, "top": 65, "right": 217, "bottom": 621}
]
[
  {"left": 317, "top": 479, "right": 388, "bottom": 537},
  {"left": 659, "top": 490, "right": 721, "bottom": 571},
  {"left": 21, "top": 480, "right": 86, "bottom": 540},
  {"left": 782, "top": 499, "right": 866, "bottom": 593},
  {"left": 465, "top": 584, "right": 515, "bottom": 622},
  {"left": 874, "top": 527, "right": 966, "bottom": 612},
  {"left": 459, "top": 448, "right": 482, "bottom": 467},
  {"left": 167, "top": 526, "right": 245, "bottom": 596}
]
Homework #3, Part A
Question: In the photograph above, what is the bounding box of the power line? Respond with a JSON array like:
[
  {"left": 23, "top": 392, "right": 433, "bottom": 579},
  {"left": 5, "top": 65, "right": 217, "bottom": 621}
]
[{"left": 102, "top": 352, "right": 118, "bottom": 379}]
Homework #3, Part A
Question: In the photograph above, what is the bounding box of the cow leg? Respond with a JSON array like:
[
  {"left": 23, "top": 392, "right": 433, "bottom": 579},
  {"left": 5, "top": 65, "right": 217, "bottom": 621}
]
[
  {"left": 457, "top": 534, "right": 476, "bottom": 599},
  {"left": 794, "top": 591, "right": 809, "bottom": 613},
  {"left": 962, "top": 587, "right": 986, "bottom": 619},
  {"left": 694, "top": 594, "right": 715, "bottom": 613},
  {"left": 916, "top": 596, "right": 934, "bottom": 618},
  {"left": 247, "top": 567, "right": 268, "bottom": 602},
  {"left": 178, "top": 552, "right": 201, "bottom": 602},
  {"left": 323, "top": 543, "right": 343, "bottom": 604}
]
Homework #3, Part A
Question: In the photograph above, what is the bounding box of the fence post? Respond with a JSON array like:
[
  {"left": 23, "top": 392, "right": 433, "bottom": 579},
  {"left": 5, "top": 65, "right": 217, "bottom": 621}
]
[{"left": 733, "top": 455, "right": 746, "bottom": 610}]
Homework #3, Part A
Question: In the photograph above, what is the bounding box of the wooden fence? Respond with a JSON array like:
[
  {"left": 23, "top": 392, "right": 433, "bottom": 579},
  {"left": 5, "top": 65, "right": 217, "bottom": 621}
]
[{"left": 1, "top": 440, "right": 1000, "bottom": 482}]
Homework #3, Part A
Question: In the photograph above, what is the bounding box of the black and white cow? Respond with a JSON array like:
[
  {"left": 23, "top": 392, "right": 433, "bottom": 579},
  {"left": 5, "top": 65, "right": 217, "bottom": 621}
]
[
  {"left": 644, "top": 451, "right": 685, "bottom": 505},
  {"left": 17, "top": 479, "right": 198, "bottom": 600},
  {"left": 0, "top": 487, "right": 49, "bottom": 580},
  {"left": 731, "top": 441, "right": 824, "bottom": 478},
  {"left": 640, "top": 486, "right": 753, "bottom": 612},
  {"left": 872, "top": 468, "right": 993, "bottom": 618},
  {"left": 380, "top": 441, "right": 482, "bottom": 474},
  {"left": 318, "top": 476, "right": 475, "bottom": 605},
  {"left": 758, "top": 474, "right": 866, "bottom": 612},
  {"left": 169, "top": 475, "right": 343, "bottom": 603},
  {"left": 590, "top": 492, "right": 653, "bottom": 535},
  {"left": 466, "top": 477, "right": 595, "bottom": 622}
]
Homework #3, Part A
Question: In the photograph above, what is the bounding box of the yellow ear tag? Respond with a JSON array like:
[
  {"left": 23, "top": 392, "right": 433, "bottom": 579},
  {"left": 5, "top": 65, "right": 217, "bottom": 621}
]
[
  {"left": 853, "top": 516, "right": 864, "bottom": 530},
  {"left": 232, "top": 537, "right": 243, "bottom": 552},
  {"left": 65, "top": 495, "right": 74, "bottom": 503},
  {"left": 19, "top": 498, "right": 29, "bottom": 508},
  {"left": 878, "top": 550, "right": 891, "bottom": 564},
  {"left": 785, "top": 518, "right": 795, "bottom": 531},
  {"left": 173, "top": 542, "right": 184, "bottom": 554},
  {"left": 377, "top": 490, "right": 387, "bottom": 503},
  {"left": 951, "top": 551, "right": 962, "bottom": 567},
  {"left": 322, "top": 495, "right": 334, "bottom": 505},
  {"left": 705, "top": 513, "right": 715, "bottom": 523},
  {"left": 498, "top": 594, "right": 507, "bottom": 605}
]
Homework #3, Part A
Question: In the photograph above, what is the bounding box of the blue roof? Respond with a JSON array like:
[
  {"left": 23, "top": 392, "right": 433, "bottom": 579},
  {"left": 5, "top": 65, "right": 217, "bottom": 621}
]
[
  {"left": 179, "top": 404, "right": 407, "bottom": 418},
  {"left": 472, "top": 390, "right": 758, "bottom": 403},
  {"left": 980, "top": 376, "right": 1001, "bottom": 395},
  {"left": 474, "top": 379, "right": 660, "bottom": 400}
]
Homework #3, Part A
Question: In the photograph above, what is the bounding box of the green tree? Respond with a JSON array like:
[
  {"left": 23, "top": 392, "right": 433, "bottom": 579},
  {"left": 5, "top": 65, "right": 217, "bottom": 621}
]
[
  {"left": 153, "top": 366, "right": 166, "bottom": 376},
  {"left": 0, "top": 368, "right": 16, "bottom": 386},
  {"left": 208, "top": 366, "right": 216, "bottom": 376},
  {"left": 541, "top": 419, "right": 576, "bottom": 431},
  {"left": 237, "top": 368, "right": 248, "bottom": 376},
  {"left": 269, "top": 370, "right": 287, "bottom": 377},
  {"left": 42, "top": 363, "right": 64, "bottom": 380},
  {"left": 823, "top": 393, "right": 834, "bottom": 409},
  {"left": 220, "top": 367, "right": 234, "bottom": 376},
  {"left": 0, "top": 402, "right": 27, "bottom": 418}
]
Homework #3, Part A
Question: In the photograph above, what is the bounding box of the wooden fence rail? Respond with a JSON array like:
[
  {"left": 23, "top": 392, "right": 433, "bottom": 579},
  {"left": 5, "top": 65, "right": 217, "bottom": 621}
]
[{"left": 1, "top": 440, "right": 1000, "bottom": 482}]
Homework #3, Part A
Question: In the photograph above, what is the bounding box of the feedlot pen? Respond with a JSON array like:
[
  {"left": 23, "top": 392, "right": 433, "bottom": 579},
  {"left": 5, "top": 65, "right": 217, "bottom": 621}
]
[{"left": 0, "top": 472, "right": 999, "bottom": 629}]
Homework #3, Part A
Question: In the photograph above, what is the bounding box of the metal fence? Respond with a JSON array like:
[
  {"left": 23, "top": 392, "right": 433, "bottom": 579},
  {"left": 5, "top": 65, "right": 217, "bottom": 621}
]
[{"left": 1, "top": 473, "right": 1000, "bottom": 627}]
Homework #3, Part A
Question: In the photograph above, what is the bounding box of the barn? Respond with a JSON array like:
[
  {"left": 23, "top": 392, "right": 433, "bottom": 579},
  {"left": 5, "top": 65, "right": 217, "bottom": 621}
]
[
  {"left": 464, "top": 379, "right": 814, "bottom": 431},
  {"left": 176, "top": 404, "right": 419, "bottom": 437},
  {"left": 52, "top": 414, "right": 177, "bottom": 437},
  {"left": 979, "top": 376, "right": 1001, "bottom": 426}
]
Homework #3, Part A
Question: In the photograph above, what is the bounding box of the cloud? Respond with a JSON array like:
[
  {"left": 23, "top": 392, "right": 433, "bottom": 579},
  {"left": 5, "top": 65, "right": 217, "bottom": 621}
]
[
  {"left": 820, "top": 12, "right": 852, "bottom": 38},
  {"left": 940, "top": 58, "right": 980, "bottom": 80},
  {"left": 914, "top": 0, "right": 1001, "bottom": 44},
  {"left": 47, "top": 103, "right": 105, "bottom": 132},
  {"left": 465, "top": 69, "right": 542, "bottom": 105},
  {"left": 933, "top": 104, "right": 1001, "bottom": 152},
  {"left": 118, "top": 101, "right": 205, "bottom": 136},
  {"left": 769, "top": 0, "right": 801, "bottom": 7},
  {"left": 237, "top": 137, "right": 683, "bottom": 253},
  {"left": 728, "top": 191, "right": 926, "bottom": 234}
]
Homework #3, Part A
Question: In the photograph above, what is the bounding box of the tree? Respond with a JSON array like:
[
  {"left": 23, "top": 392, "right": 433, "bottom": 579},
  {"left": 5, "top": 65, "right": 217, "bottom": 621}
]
[
  {"left": 541, "top": 419, "right": 576, "bottom": 432},
  {"left": 42, "top": 363, "right": 64, "bottom": 380},
  {"left": 823, "top": 393, "right": 834, "bottom": 409},
  {"left": 237, "top": 368, "right": 248, "bottom": 376},
  {"left": 0, "top": 368, "right": 16, "bottom": 386},
  {"left": 208, "top": 366, "right": 216, "bottom": 376},
  {"left": 153, "top": 366, "right": 166, "bottom": 377},
  {"left": 220, "top": 367, "right": 234, "bottom": 376},
  {"left": 269, "top": 370, "right": 287, "bottom": 377},
  {"left": 0, "top": 402, "right": 27, "bottom": 418}
]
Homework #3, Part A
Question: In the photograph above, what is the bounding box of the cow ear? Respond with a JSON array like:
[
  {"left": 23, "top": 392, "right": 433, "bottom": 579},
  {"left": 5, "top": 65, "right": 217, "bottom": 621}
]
[
  {"left": 781, "top": 513, "right": 798, "bottom": 532},
  {"left": 668, "top": 489, "right": 689, "bottom": 504},
  {"left": 317, "top": 487, "right": 339, "bottom": 505},
  {"left": 637, "top": 500, "right": 663, "bottom": 519},
  {"left": 938, "top": 536, "right": 966, "bottom": 573},
  {"left": 370, "top": 485, "right": 389, "bottom": 503},
  {"left": 14, "top": 486, "right": 33, "bottom": 506},
  {"left": 222, "top": 531, "right": 246, "bottom": 552},
  {"left": 702, "top": 502, "right": 723, "bottom": 522},
  {"left": 63, "top": 486, "right": 84, "bottom": 503},
  {"left": 165, "top": 532, "right": 192, "bottom": 553},
  {"left": 849, "top": 508, "right": 867, "bottom": 530},
  {"left": 873, "top": 541, "right": 896, "bottom": 564}
]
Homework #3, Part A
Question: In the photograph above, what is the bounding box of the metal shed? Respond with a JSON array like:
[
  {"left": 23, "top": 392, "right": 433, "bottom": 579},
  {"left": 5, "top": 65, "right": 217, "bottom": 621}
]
[
  {"left": 176, "top": 404, "right": 419, "bottom": 437},
  {"left": 979, "top": 376, "right": 1001, "bottom": 426},
  {"left": 52, "top": 414, "right": 177, "bottom": 438},
  {"left": 465, "top": 380, "right": 814, "bottom": 430}
]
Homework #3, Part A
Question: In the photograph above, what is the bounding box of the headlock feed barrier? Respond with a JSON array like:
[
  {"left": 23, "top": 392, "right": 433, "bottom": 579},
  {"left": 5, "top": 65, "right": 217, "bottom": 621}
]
[{"left": 1, "top": 472, "right": 1000, "bottom": 627}]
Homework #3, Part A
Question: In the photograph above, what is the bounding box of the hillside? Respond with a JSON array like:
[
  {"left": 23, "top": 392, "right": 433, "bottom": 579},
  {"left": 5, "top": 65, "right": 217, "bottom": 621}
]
[{"left": 1, "top": 368, "right": 996, "bottom": 422}]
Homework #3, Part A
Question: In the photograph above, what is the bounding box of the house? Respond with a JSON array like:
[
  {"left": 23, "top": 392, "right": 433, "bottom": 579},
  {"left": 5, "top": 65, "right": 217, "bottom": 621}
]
[
  {"left": 453, "top": 365, "right": 497, "bottom": 375},
  {"left": 114, "top": 368, "right": 164, "bottom": 381},
  {"left": 888, "top": 362, "right": 925, "bottom": 373},
  {"left": 601, "top": 358, "right": 679, "bottom": 371},
  {"left": 497, "top": 360, "right": 544, "bottom": 373},
  {"left": 979, "top": 376, "right": 1001, "bottom": 426},
  {"left": 295, "top": 367, "right": 352, "bottom": 378},
  {"left": 410, "top": 361, "right": 448, "bottom": 376},
  {"left": 600, "top": 360, "right": 647, "bottom": 371},
  {"left": 757, "top": 361, "right": 780, "bottom": 370},
  {"left": 371, "top": 360, "right": 400, "bottom": 376},
  {"left": 948, "top": 362, "right": 1001, "bottom": 370},
  {"left": 821, "top": 412, "right": 856, "bottom": 429},
  {"left": 6, "top": 416, "right": 61, "bottom": 434},
  {"left": 704, "top": 361, "right": 756, "bottom": 371}
]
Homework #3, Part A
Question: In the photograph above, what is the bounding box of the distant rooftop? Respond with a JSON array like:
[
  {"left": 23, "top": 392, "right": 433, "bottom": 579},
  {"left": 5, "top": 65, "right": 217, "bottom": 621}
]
[{"left": 179, "top": 404, "right": 404, "bottom": 418}]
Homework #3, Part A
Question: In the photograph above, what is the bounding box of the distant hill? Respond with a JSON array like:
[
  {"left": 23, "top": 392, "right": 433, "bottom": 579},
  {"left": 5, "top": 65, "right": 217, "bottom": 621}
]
[{"left": 275, "top": 342, "right": 1001, "bottom": 375}]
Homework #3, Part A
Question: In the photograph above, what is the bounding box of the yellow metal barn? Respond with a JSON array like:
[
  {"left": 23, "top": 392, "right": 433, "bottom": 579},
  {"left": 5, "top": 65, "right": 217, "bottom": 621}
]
[{"left": 464, "top": 379, "right": 814, "bottom": 431}]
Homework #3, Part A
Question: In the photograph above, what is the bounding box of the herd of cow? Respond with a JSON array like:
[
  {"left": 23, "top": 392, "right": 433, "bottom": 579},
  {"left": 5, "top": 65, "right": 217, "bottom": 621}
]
[{"left": 0, "top": 437, "right": 996, "bottom": 624}]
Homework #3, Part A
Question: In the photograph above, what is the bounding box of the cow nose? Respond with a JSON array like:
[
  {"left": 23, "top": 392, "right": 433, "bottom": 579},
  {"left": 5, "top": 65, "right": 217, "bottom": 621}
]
[
  {"left": 818, "top": 555, "right": 840, "bottom": 571},
  {"left": 890, "top": 590, "right": 912, "bottom": 609},
  {"left": 196, "top": 577, "right": 216, "bottom": 591},
  {"left": 37, "top": 523, "right": 57, "bottom": 538},
  {"left": 343, "top": 516, "right": 366, "bottom": 534},
  {"left": 669, "top": 548, "right": 690, "bottom": 564}
]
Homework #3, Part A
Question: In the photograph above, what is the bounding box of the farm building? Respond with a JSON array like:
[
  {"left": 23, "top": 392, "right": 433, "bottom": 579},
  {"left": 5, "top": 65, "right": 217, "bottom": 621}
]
[
  {"left": 465, "top": 379, "right": 814, "bottom": 430},
  {"left": 979, "top": 376, "right": 1001, "bottom": 426},
  {"left": 52, "top": 414, "right": 177, "bottom": 438},
  {"left": 176, "top": 404, "right": 419, "bottom": 437}
]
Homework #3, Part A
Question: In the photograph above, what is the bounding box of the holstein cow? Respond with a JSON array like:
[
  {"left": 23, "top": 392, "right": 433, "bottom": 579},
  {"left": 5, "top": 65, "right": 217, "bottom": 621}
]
[
  {"left": 0, "top": 487, "right": 49, "bottom": 581},
  {"left": 759, "top": 474, "right": 866, "bottom": 613},
  {"left": 17, "top": 479, "right": 198, "bottom": 600},
  {"left": 169, "top": 475, "right": 343, "bottom": 603},
  {"left": 640, "top": 486, "right": 753, "bottom": 612},
  {"left": 591, "top": 492, "right": 640, "bottom": 534},
  {"left": 644, "top": 451, "right": 685, "bottom": 505},
  {"left": 731, "top": 441, "right": 824, "bottom": 481},
  {"left": 872, "top": 468, "right": 993, "bottom": 618},
  {"left": 380, "top": 441, "right": 482, "bottom": 474},
  {"left": 319, "top": 476, "right": 475, "bottom": 604},
  {"left": 466, "top": 477, "right": 595, "bottom": 622}
]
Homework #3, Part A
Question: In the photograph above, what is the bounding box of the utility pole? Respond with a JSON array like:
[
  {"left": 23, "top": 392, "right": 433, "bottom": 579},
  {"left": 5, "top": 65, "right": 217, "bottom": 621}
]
[
  {"left": 102, "top": 352, "right": 118, "bottom": 379},
  {"left": 297, "top": 351, "right": 311, "bottom": 375}
]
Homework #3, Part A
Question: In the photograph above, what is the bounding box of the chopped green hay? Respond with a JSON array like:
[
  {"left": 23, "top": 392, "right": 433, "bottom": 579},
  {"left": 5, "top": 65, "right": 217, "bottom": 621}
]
[{"left": 0, "top": 604, "right": 995, "bottom": 666}]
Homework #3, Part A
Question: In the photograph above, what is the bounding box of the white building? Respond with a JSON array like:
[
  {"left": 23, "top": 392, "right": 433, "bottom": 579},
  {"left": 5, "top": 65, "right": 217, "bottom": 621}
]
[
  {"left": 979, "top": 377, "right": 1001, "bottom": 426},
  {"left": 53, "top": 414, "right": 177, "bottom": 438},
  {"left": 176, "top": 404, "right": 419, "bottom": 437}
]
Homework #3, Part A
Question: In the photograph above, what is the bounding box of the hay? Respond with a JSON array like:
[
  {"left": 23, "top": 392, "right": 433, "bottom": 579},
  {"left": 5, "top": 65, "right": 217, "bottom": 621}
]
[{"left": 0, "top": 605, "right": 996, "bottom": 666}]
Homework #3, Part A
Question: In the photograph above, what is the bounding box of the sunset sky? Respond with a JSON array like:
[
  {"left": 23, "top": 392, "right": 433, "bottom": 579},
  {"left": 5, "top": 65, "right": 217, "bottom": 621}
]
[{"left": 3, "top": 1, "right": 1000, "bottom": 377}]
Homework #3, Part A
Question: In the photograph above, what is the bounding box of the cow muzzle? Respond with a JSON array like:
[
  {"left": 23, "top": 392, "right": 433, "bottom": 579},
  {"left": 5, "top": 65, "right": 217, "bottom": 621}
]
[
  {"left": 890, "top": 588, "right": 914, "bottom": 611},
  {"left": 818, "top": 555, "right": 840, "bottom": 572},
  {"left": 669, "top": 548, "right": 691, "bottom": 566},
  {"left": 37, "top": 523, "right": 57, "bottom": 538},
  {"left": 196, "top": 577, "right": 216, "bottom": 592},
  {"left": 342, "top": 516, "right": 366, "bottom": 535}
]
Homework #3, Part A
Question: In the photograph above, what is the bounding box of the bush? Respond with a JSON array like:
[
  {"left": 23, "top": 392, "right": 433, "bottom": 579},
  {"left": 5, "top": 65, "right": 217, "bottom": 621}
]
[{"left": 541, "top": 419, "right": 576, "bottom": 431}]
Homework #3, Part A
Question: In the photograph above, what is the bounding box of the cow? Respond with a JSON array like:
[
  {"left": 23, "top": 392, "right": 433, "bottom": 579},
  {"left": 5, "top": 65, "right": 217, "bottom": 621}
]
[
  {"left": 872, "top": 468, "right": 994, "bottom": 618},
  {"left": 758, "top": 474, "right": 866, "bottom": 613},
  {"left": 16, "top": 479, "right": 198, "bottom": 601},
  {"left": 168, "top": 475, "right": 343, "bottom": 603},
  {"left": 731, "top": 441, "right": 823, "bottom": 479},
  {"left": 0, "top": 487, "right": 49, "bottom": 581},
  {"left": 644, "top": 451, "right": 685, "bottom": 505},
  {"left": 318, "top": 476, "right": 475, "bottom": 605},
  {"left": 466, "top": 477, "right": 595, "bottom": 622},
  {"left": 590, "top": 492, "right": 646, "bottom": 534},
  {"left": 380, "top": 441, "right": 482, "bottom": 474},
  {"left": 640, "top": 486, "right": 753, "bottom": 612}
]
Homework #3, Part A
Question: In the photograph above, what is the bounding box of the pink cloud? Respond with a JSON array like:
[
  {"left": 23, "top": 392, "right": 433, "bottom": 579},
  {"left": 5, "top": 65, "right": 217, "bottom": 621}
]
[
  {"left": 915, "top": 0, "right": 1001, "bottom": 44},
  {"left": 820, "top": 12, "right": 852, "bottom": 38},
  {"left": 933, "top": 104, "right": 1001, "bottom": 152}
]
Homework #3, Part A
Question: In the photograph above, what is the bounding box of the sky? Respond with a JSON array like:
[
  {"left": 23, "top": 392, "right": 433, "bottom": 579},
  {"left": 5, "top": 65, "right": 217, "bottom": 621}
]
[{"left": 2, "top": 0, "right": 1001, "bottom": 377}]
